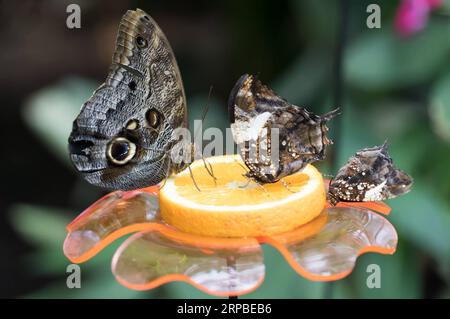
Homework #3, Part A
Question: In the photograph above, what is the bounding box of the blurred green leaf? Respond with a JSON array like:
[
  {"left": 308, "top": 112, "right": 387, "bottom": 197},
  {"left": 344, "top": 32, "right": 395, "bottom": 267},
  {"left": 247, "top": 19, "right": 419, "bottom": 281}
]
[
  {"left": 348, "top": 242, "right": 423, "bottom": 298},
  {"left": 21, "top": 235, "right": 123, "bottom": 277},
  {"left": 9, "top": 203, "right": 86, "bottom": 277},
  {"left": 345, "top": 22, "right": 450, "bottom": 91},
  {"left": 9, "top": 203, "right": 126, "bottom": 273},
  {"left": 429, "top": 72, "right": 450, "bottom": 143},
  {"left": 24, "top": 271, "right": 142, "bottom": 299},
  {"left": 368, "top": 99, "right": 422, "bottom": 142},
  {"left": 9, "top": 204, "right": 70, "bottom": 249},
  {"left": 273, "top": 47, "right": 330, "bottom": 105},
  {"left": 440, "top": 0, "right": 450, "bottom": 12},
  {"left": 388, "top": 186, "right": 450, "bottom": 275},
  {"left": 8, "top": 203, "right": 161, "bottom": 298},
  {"left": 384, "top": 120, "right": 430, "bottom": 175},
  {"left": 22, "top": 77, "right": 99, "bottom": 164},
  {"left": 291, "top": 0, "right": 338, "bottom": 43}
]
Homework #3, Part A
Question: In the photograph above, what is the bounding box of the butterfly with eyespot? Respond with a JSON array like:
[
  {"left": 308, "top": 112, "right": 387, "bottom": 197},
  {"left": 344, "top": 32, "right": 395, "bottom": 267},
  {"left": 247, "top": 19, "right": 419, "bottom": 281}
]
[
  {"left": 68, "top": 9, "right": 192, "bottom": 191},
  {"left": 228, "top": 74, "right": 339, "bottom": 183},
  {"left": 328, "top": 142, "right": 413, "bottom": 205}
]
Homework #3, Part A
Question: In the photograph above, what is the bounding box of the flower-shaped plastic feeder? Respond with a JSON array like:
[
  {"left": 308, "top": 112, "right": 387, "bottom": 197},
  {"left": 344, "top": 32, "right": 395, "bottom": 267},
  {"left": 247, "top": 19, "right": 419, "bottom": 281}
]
[{"left": 64, "top": 158, "right": 397, "bottom": 297}]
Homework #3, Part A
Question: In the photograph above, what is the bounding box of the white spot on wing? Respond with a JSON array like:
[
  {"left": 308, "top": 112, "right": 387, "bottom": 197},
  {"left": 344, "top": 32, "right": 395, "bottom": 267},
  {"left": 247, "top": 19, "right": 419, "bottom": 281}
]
[{"left": 363, "top": 180, "right": 387, "bottom": 201}]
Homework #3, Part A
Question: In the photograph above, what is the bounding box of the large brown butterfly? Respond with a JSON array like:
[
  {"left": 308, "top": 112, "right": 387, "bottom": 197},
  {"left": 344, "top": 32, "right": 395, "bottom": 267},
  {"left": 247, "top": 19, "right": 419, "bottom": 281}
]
[
  {"left": 68, "top": 9, "right": 190, "bottom": 190},
  {"left": 228, "top": 74, "right": 339, "bottom": 183},
  {"left": 328, "top": 142, "right": 413, "bottom": 205}
]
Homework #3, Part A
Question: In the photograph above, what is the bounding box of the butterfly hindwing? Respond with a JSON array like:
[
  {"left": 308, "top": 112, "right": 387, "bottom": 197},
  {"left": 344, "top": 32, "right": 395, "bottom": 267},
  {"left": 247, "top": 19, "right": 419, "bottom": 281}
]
[
  {"left": 229, "top": 74, "right": 338, "bottom": 183},
  {"left": 328, "top": 143, "right": 413, "bottom": 205},
  {"left": 69, "top": 9, "right": 187, "bottom": 190}
]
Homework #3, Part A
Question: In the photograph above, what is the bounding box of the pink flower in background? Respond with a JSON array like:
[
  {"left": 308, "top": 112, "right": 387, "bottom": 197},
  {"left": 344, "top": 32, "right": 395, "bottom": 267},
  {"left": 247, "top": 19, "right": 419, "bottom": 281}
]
[{"left": 395, "top": 0, "right": 443, "bottom": 37}]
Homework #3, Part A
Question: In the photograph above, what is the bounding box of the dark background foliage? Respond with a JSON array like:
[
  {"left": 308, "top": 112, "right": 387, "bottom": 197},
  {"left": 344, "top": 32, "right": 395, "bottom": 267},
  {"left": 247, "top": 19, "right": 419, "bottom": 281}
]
[{"left": 0, "top": 0, "right": 449, "bottom": 298}]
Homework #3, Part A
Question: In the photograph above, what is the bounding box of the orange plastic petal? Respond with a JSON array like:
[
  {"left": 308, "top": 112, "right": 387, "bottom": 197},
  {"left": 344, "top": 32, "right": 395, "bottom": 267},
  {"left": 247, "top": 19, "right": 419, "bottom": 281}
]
[
  {"left": 64, "top": 186, "right": 161, "bottom": 263},
  {"left": 323, "top": 179, "right": 391, "bottom": 215},
  {"left": 328, "top": 201, "right": 392, "bottom": 215},
  {"left": 263, "top": 206, "right": 397, "bottom": 281},
  {"left": 112, "top": 226, "right": 264, "bottom": 297},
  {"left": 257, "top": 212, "right": 328, "bottom": 245}
]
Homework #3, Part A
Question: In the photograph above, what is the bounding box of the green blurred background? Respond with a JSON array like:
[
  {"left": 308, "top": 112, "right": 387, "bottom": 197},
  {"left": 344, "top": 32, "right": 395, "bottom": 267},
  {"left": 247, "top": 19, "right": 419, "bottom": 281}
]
[{"left": 1, "top": 0, "right": 450, "bottom": 298}]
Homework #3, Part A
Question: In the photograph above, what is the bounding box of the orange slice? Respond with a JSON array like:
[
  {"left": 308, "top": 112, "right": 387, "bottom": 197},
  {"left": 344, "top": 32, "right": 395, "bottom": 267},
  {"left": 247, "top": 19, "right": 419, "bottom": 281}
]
[{"left": 160, "top": 155, "right": 326, "bottom": 237}]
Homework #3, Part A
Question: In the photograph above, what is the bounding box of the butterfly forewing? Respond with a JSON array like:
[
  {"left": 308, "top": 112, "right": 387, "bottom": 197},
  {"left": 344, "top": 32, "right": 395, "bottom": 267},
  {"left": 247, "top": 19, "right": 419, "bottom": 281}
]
[
  {"left": 68, "top": 9, "right": 188, "bottom": 190},
  {"left": 328, "top": 143, "right": 413, "bottom": 205},
  {"left": 229, "top": 74, "right": 338, "bottom": 183}
]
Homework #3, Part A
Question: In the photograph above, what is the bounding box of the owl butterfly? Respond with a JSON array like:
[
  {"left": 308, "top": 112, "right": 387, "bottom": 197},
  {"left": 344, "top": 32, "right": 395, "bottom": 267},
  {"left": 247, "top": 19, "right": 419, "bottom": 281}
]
[
  {"left": 328, "top": 142, "right": 413, "bottom": 205},
  {"left": 68, "top": 9, "right": 192, "bottom": 190},
  {"left": 228, "top": 74, "right": 339, "bottom": 183}
]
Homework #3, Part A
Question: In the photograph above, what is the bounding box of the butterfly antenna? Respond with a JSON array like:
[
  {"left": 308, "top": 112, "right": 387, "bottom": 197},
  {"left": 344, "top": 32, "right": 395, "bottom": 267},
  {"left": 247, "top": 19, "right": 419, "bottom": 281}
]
[
  {"left": 235, "top": 160, "right": 269, "bottom": 194},
  {"left": 233, "top": 155, "right": 269, "bottom": 193},
  {"left": 159, "top": 176, "right": 168, "bottom": 190},
  {"left": 201, "top": 85, "right": 213, "bottom": 122},
  {"left": 238, "top": 177, "right": 252, "bottom": 189},
  {"left": 235, "top": 159, "right": 249, "bottom": 174},
  {"left": 238, "top": 175, "right": 268, "bottom": 194},
  {"left": 280, "top": 179, "right": 296, "bottom": 193},
  {"left": 202, "top": 156, "right": 217, "bottom": 185},
  {"left": 194, "top": 85, "right": 217, "bottom": 183},
  {"left": 255, "top": 180, "right": 269, "bottom": 194},
  {"left": 323, "top": 107, "right": 341, "bottom": 120},
  {"left": 201, "top": 157, "right": 216, "bottom": 184},
  {"left": 188, "top": 165, "right": 201, "bottom": 192},
  {"left": 158, "top": 154, "right": 171, "bottom": 190}
]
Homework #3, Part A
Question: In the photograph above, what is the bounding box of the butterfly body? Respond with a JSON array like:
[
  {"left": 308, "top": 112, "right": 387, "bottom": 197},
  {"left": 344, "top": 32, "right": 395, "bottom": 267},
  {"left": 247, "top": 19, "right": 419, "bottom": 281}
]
[
  {"left": 68, "top": 9, "right": 188, "bottom": 190},
  {"left": 229, "top": 74, "right": 338, "bottom": 183},
  {"left": 328, "top": 143, "right": 413, "bottom": 205}
]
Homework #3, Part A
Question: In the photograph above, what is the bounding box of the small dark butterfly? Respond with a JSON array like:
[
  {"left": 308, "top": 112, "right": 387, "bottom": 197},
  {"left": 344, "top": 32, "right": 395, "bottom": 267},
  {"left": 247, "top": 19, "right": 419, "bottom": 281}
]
[
  {"left": 328, "top": 142, "right": 413, "bottom": 205},
  {"left": 68, "top": 9, "right": 191, "bottom": 190},
  {"left": 228, "top": 74, "right": 339, "bottom": 183}
]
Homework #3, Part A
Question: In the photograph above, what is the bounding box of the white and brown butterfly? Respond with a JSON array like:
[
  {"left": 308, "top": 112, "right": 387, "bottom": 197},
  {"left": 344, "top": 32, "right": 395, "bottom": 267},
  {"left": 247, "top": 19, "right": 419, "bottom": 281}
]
[
  {"left": 228, "top": 74, "right": 339, "bottom": 183},
  {"left": 328, "top": 142, "right": 413, "bottom": 205},
  {"left": 68, "top": 9, "right": 192, "bottom": 190}
]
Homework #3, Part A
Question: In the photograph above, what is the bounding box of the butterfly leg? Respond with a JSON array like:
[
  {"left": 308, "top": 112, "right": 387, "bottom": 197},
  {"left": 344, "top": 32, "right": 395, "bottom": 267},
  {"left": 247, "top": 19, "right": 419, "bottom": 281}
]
[
  {"left": 193, "top": 86, "right": 216, "bottom": 185},
  {"left": 255, "top": 180, "right": 268, "bottom": 194},
  {"left": 238, "top": 177, "right": 252, "bottom": 189},
  {"left": 235, "top": 174, "right": 268, "bottom": 194},
  {"left": 234, "top": 158, "right": 250, "bottom": 174},
  {"left": 201, "top": 156, "right": 217, "bottom": 185},
  {"left": 280, "top": 178, "right": 296, "bottom": 193},
  {"left": 188, "top": 165, "right": 201, "bottom": 192},
  {"left": 245, "top": 173, "right": 270, "bottom": 194}
]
